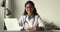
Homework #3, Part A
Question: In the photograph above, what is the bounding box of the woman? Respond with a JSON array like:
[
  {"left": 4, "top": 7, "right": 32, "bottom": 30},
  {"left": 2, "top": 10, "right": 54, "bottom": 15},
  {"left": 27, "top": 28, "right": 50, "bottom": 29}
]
[{"left": 18, "top": 1, "right": 45, "bottom": 31}]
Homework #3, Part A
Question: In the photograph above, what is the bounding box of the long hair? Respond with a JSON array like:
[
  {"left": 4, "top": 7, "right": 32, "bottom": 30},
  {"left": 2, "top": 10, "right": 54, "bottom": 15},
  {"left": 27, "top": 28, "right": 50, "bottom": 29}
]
[{"left": 23, "top": 1, "right": 38, "bottom": 16}]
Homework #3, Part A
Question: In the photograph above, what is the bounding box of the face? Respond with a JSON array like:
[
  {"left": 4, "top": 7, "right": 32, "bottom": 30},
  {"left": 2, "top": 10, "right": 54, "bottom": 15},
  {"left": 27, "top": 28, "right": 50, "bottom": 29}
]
[{"left": 25, "top": 4, "right": 34, "bottom": 15}]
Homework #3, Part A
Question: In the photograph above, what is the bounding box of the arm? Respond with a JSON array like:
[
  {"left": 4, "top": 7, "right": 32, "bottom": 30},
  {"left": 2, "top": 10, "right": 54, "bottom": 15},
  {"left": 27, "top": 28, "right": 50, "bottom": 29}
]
[
  {"left": 23, "top": 26, "right": 33, "bottom": 30},
  {"left": 18, "top": 16, "right": 24, "bottom": 30},
  {"left": 18, "top": 16, "right": 23, "bottom": 26},
  {"left": 32, "top": 16, "right": 45, "bottom": 31},
  {"left": 32, "top": 26, "right": 45, "bottom": 31}
]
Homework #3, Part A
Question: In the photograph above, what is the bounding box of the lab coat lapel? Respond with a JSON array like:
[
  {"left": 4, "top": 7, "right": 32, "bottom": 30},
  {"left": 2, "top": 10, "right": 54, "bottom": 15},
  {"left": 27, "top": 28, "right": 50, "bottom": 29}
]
[{"left": 26, "top": 15, "right": 30, "bottom": 23}]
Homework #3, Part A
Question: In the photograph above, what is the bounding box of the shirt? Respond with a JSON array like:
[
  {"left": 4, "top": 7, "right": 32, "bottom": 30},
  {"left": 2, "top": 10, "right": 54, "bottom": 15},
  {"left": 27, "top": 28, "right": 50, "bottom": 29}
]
[{"left": 18, "top": 15, "right": 45, "bottom": 30}]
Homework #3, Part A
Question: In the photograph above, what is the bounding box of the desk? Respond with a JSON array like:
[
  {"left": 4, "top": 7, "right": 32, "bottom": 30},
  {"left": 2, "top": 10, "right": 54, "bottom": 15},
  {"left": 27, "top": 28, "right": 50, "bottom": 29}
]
[{"left": 3, "top": 30, "right": 60, "bottom": 32}]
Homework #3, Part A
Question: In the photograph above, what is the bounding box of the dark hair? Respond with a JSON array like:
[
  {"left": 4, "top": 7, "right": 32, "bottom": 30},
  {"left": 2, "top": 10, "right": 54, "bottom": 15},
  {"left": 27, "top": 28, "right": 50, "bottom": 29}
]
[{"left": 23, "top": 1, "right": 38, "bottom": 16}]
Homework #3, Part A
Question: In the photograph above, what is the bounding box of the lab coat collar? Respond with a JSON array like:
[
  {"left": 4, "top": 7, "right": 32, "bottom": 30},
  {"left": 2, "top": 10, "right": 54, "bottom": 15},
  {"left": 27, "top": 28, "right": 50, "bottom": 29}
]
[{"left": 27, "top": 15, "right": 34, "bottom": 18}]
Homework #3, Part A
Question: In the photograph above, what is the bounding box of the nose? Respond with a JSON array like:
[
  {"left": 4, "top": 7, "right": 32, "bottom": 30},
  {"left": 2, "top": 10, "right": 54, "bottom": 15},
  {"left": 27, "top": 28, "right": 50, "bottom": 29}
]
[{"left": 28, "top": 7, "right": 31, "bottom": 11}]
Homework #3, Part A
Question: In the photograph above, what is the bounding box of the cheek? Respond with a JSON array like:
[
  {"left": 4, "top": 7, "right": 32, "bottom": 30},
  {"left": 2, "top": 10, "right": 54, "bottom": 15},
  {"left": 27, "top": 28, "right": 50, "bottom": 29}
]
[
  {"left": 26, "top": 9, "right": 27, "bottom": 11},
  {"left": 26, "top": 9, "right": 28, "bottom": 11},
  {"left": 26, "top": 8, "right": 29, "bottom": 11},
  {"left": 26, "top": 8, "right": 30, "bottom": 11}
]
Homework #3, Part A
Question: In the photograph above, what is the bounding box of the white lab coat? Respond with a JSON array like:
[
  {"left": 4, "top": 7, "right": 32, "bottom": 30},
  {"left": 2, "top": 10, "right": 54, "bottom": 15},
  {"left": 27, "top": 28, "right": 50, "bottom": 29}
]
[{"left": 18, "top": 15, "right": 45, "bottom": 30}]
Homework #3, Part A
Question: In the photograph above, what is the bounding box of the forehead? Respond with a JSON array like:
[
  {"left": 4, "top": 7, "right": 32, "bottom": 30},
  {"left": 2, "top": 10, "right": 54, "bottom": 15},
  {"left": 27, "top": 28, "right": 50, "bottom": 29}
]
[
  {"left": 26, "top": 4, "right": 33, "bottom": 7},
  {"left": 26, "top": 4, "right": 31, "bottom": 7}
]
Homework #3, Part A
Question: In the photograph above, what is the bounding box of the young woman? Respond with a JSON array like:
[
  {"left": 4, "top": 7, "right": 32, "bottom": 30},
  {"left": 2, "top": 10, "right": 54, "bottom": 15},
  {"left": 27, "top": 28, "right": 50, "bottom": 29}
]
[{"left": 18, "top": 1, "right": 45, "bottom": 31}]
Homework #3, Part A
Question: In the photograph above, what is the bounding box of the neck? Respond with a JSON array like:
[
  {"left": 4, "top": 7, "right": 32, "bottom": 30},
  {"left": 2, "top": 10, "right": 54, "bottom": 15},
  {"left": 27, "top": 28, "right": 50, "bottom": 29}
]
[{"left": 28, "top": 14, "right": 32, "bottom": 17}]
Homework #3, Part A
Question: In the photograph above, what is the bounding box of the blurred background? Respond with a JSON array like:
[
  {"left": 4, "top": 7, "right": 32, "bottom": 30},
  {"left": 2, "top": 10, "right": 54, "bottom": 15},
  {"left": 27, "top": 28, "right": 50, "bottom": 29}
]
[{"left": 0, "top": 0, "right": 60, "bottom": 31}]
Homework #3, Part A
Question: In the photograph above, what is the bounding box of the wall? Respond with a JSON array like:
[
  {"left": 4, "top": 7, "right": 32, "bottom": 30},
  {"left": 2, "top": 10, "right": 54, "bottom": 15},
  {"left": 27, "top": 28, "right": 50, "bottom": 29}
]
[
  {"left": 8, "top": 0, "right": 28, "bottom": 18},
  {"left": 33, "top": 0, "right": 60, "bottom": 28},
  {"left": 0, "top": 0, "right": 4, "bottom": 30},
  {"left": 0, "top": 7, "right": 4, "bottom": 30},
  {"left": 0, "top": 0, "right": 3, "bottom": 7}
]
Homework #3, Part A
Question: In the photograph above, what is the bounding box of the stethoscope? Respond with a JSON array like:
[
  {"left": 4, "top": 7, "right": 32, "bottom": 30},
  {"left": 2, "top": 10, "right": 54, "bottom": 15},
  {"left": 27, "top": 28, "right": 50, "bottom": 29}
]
[{"left": 23, "top": 16, "right": 35, "bottom": 27}]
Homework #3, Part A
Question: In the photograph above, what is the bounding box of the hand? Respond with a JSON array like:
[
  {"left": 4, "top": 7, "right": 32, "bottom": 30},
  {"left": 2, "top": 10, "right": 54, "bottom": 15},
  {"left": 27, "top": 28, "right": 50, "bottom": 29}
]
[
  {"left": 24, "top": 26, "right": 32, "bottom": 30},
  {"left": 32, "top": 26, "right": 38, "bottom": 31},
  {"left": 32, "top": 26, "right": 44, "bottom": 31}
]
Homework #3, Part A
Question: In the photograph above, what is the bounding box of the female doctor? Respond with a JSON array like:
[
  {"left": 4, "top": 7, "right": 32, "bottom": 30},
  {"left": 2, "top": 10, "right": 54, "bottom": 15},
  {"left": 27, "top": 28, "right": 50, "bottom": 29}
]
[{"left": 18, "top": 1, "right": 45, "bottom": 31}]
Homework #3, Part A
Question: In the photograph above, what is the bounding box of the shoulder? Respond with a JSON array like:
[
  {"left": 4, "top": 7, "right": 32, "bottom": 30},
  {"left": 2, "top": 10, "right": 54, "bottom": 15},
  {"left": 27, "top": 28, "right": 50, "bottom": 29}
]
[
  {"left": 35, "top": 15, "right": 40, "bottom": 18},
  {"left": 19, "top": 15, "right": 26, "bottom": 19},
  {"left": 34, "top": 15, "right": 41, "bottom": 20}
]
